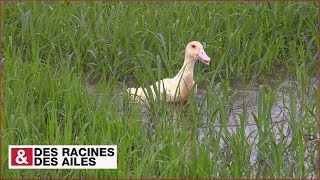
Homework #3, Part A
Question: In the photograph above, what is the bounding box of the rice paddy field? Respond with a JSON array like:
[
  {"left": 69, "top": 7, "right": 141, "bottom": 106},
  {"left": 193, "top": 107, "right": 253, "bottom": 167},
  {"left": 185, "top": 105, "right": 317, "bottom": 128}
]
[{"left": 2, "top": 2, "right": 319, "bottom": 178}]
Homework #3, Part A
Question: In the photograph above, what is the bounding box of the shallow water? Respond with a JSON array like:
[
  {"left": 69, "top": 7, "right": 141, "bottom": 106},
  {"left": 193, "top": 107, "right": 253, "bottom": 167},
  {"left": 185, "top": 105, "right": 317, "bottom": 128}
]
[
  {"left": 87, "top": 76, "right": 318, "bottom": 177},
  {"left": 196, "top": 77, "right": 317, "bottom": 171}
]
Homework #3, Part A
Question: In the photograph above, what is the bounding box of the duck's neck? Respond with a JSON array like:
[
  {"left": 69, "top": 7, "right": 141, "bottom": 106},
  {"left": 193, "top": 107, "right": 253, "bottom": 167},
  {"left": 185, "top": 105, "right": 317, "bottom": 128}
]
[{"left": 174, "top": 57, "right": 195, "bottom": 80}]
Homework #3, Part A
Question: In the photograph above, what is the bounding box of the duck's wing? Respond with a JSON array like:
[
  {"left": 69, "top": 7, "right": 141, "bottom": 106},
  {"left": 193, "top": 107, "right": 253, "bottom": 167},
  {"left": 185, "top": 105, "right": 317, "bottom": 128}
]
[
  {"left": 154, "top": 78, "right": 180, "bottom": 102},
  {"left": 128, "top": 78, "right": 181, "bottom": 102}
]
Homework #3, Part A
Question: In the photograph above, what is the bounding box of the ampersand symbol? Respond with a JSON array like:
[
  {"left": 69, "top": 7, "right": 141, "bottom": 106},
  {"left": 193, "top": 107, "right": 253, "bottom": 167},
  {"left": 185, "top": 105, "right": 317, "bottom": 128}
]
[{"left": 15, "top": 149, "right": 28, "bottom": 164}]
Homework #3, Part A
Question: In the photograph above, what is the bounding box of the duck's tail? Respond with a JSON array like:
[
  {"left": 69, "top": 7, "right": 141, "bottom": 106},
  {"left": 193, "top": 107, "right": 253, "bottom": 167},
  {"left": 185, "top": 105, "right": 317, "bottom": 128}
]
[{"left": 127, "top": 87, "right": 148, "bottom": 101}]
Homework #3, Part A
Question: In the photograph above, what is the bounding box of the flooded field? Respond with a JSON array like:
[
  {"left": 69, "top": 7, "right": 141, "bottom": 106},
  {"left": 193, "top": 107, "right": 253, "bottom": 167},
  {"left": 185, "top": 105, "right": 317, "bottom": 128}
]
[
  {"left": 87, "top": 76, "right": 318, "bottom": 177},
  {"left": 195, "top": 77, "right": 318, "bottom": 175},
  {"left": 3, "top": 1, "right": 318, "bottom": 178},
  {"left": 196, "top": 77, "right": 318, "bottom": 139}
]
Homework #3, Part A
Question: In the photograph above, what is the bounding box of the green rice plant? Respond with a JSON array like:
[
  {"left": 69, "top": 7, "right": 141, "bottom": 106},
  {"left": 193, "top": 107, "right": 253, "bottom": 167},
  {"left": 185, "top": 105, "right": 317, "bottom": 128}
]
[{"left": 2, "top": 1, "right": 318, "bottom": 178}]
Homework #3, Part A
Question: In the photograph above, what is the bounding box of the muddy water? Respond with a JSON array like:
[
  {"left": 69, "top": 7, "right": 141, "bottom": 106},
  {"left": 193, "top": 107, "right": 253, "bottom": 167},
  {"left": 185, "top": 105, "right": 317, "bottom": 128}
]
[
  {"left": 195, "top": 77, "right": 318, "bottom": 177},
  {"left": 87, "top": 76, "right": 318, "bottom": 176}
]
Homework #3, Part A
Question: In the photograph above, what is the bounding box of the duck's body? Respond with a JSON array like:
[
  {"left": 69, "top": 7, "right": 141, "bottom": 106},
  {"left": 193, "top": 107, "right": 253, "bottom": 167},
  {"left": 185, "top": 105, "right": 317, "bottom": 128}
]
[{"left": 128, "top": 41, "right": 210, "bottom": 103}]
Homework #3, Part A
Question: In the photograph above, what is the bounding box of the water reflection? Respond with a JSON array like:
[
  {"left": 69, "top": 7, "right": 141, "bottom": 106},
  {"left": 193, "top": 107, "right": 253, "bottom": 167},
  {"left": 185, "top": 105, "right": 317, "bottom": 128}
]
[
  {"left": 87, "top": 76, "right": 318, "bottom": 177},
  {"left": 131, "top": 77, "right": 317, "bottom": 176}
]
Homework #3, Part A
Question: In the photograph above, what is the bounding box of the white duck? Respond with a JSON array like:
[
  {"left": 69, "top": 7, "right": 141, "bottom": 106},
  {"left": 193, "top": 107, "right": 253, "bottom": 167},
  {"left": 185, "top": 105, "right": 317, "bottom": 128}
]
[{"left": 128, "top": 41, "right": 211, "bottom": 103}]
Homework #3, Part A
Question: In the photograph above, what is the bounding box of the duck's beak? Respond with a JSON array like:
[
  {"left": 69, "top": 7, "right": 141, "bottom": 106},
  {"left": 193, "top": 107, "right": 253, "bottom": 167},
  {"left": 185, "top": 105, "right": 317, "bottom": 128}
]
[{"left": 197, "top": 49, "right": 211, "bottom": 65}]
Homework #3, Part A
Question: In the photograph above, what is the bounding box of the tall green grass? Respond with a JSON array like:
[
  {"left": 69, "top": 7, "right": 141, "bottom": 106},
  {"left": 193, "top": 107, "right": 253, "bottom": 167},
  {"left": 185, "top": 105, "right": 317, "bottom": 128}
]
[
  {"left": 3, "top": 2, "right": 318, "bottom": 81},
  {"left": 2, "top": 2, "right": 318, "bottom": 178}
]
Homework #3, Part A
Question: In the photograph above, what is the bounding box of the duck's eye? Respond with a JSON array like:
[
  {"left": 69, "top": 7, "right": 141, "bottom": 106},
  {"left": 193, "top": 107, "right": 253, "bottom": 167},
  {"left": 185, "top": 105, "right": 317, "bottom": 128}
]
[{"left": 191, "top": 44, "right": 196, "bottom": 48}]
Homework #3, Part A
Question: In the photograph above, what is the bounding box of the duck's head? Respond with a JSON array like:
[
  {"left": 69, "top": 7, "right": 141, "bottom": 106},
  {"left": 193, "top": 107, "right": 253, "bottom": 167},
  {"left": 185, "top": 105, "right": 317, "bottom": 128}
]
[{"left": 185, "top": 41, "right": 211, "bottom": 65}]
